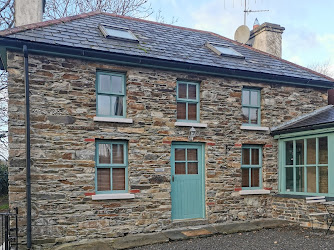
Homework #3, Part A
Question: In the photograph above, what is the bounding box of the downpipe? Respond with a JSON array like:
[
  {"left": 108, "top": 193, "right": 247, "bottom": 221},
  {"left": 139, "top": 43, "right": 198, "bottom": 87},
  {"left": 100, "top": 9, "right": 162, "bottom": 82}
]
[{"left": 23, "top": 45, "right": 32, "bottom": 249}]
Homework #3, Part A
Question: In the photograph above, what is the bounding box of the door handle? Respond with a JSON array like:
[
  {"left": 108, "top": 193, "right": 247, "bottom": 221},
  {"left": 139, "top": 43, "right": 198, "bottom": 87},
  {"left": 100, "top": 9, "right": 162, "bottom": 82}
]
[{"left": 172, "top": 175, "right": 174, "bottom": 182}]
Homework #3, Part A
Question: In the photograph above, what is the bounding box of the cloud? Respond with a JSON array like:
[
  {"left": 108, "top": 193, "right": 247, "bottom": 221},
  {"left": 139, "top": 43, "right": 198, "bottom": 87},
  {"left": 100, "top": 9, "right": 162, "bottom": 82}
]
[{"left": 190, "top": 0, "right": 244, "bottom": 38}]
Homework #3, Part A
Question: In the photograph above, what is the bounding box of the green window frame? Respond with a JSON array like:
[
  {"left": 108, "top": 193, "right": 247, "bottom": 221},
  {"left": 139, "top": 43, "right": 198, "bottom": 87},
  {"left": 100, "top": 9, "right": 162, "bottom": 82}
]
[
  {"left": 242, "top": 88, "right": 261, "bottom": 125},
  {"left": 96, "top": 71, "right": 126, "bottom": 118},
  {"left": 95, "top": 141, "right": 128, "bottom": 194},
  {"left": 241, "top": 145, "right": 262, "bottom": 189},
  {"left": 176, "top": 81, "right": 200, "bottom": 122},
  {"left": 279, "top": 134, "right": 331, "bottom": 196}
]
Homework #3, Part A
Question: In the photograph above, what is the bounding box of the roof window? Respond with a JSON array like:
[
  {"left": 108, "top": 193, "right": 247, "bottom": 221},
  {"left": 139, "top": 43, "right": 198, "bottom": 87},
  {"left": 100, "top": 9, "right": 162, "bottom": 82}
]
[
  {"left": 206, "top": 42, "right": 244, "bottom": 59},
  {"left": 99, "top": 24, "right": 138, "bottom": 42}
]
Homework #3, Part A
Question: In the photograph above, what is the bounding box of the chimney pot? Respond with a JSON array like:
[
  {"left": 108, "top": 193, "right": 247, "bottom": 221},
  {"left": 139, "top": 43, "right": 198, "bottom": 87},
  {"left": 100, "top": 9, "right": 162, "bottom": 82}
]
[{"left": 253, "top": 18, "right": 260, "bottom": 30}]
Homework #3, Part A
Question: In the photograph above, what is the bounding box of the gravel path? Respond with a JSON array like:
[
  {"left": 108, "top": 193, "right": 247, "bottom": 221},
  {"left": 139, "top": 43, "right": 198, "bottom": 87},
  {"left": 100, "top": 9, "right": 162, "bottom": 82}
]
[{"left": 133, "top": 227, "right": 334, "bottom": 250}]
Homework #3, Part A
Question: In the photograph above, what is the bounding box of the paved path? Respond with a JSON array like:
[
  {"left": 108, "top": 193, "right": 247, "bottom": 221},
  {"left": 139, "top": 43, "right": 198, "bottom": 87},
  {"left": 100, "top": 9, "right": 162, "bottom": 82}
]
[{"left": 133, "top": 227, "right": 334, "bottom": 250}]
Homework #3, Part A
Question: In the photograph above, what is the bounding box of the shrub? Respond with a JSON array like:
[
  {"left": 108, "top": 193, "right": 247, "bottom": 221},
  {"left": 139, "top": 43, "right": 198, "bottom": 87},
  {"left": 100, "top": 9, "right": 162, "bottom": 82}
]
[{"left": 0, "top": 164, "right": 8, "bottom": 196}]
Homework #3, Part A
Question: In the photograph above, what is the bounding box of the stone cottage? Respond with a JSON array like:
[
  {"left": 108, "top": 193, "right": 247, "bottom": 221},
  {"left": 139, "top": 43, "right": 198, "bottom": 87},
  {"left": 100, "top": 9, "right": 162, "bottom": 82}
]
[{"left": 1, "top": 9, "right": 334, "bottom": 249}]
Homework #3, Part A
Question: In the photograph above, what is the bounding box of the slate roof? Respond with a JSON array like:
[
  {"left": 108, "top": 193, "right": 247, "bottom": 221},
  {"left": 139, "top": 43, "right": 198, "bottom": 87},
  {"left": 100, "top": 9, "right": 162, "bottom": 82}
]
[
  {"left": 0, "top": 11, "right": 333, "bottom": 85},
  {"left": 271, "top": 105, "right": 334, "bottom": 135}
]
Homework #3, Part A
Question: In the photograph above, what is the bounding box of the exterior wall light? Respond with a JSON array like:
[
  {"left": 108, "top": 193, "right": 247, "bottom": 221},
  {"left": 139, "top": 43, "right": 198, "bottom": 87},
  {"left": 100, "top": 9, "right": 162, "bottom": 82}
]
[{"left": 188, "top": 127, "right": 200, "bottom": 141}]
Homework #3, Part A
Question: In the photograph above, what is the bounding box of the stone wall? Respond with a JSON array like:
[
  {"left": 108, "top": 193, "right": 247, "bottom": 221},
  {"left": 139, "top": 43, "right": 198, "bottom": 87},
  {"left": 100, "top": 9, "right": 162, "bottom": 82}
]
[{"left": 7, "top": 50, "right": 328, "bottom": 247}]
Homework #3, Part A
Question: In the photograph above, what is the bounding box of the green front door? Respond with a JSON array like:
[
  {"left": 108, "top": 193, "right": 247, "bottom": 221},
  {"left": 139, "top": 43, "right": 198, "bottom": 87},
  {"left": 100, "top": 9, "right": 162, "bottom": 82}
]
[{"left": 171, "top": 143, "right": 205, "bottom": 220}]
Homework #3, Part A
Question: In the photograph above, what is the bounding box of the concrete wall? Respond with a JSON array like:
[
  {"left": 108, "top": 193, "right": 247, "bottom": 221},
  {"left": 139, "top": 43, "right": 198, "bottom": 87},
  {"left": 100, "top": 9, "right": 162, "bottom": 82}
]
[{"left": 7, "top": 51, "right": 328, "bottom": 248}]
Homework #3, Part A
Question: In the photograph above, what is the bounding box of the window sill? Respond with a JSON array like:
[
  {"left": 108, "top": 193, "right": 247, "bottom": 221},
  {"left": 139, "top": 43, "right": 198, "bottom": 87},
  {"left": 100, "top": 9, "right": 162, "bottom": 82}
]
[
  {"left": 240, "top": 125, "right": 269, "bottom": 131},
  {"left": 239, "top": 189, "right": 270, "bottom": 195},
  {"left": 93, "top": 116, "right": 133, "bottom": 124},
  {"left": 92, "top": 193, "right": 135, "bottom": 200},
  {"left": 175, "top": 122, "right": 208, "bottom": 128}
]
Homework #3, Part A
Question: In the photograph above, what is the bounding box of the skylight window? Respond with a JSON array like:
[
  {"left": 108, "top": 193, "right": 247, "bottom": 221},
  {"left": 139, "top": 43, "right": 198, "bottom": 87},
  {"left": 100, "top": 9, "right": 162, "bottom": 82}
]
[
  {"left": 206, "top": 42, "right": 244, "bottom": 59},
  {"left": 99, "top": 24, "right": 138, "bottom": 42}
]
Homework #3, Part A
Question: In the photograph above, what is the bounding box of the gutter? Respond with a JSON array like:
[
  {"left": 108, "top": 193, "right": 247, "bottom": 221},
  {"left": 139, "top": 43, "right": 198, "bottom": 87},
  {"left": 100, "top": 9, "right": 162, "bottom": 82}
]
[
  {"left": 271, "top": 122, "right": 334, "bottom": 136},
  {"left": 23, "top": 45, "right": 32, "bottom": 249},
  {"left": 0, "top": 37, "right": 333, "bottom": 89}
]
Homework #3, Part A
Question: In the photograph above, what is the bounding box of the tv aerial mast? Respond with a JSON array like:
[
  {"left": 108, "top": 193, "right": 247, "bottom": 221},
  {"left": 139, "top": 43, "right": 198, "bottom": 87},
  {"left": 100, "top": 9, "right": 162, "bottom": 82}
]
[{"left": 243, "top": 0, "right": 269, "bottom": 25}]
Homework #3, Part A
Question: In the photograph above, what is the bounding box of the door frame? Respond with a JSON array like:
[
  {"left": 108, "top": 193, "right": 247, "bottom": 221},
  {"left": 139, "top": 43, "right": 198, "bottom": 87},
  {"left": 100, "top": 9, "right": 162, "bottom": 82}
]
[{"left": 170, "top": 142, "right": 205, "bottom": 220}]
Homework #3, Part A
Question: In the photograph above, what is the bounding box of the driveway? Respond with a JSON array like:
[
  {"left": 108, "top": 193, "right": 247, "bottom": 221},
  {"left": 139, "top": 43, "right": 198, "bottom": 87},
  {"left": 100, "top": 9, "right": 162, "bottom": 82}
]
[{"left": 133, "top": 227, "right": 334, "bottom": 250}]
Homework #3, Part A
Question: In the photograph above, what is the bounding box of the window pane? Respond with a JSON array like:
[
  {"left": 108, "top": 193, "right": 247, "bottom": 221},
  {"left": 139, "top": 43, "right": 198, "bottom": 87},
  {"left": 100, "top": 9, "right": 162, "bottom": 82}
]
[
  {"left": 175, "top": 149, "right": 185, "bottom": 161},
  {"left": 105, "top": 27, "right": 135, "bottom": 40},
  {"left": 111, "top": 96, "right": 123, "bottom": 116},
  {"left": 319, "top": 137, "right": 328, "bottom": 164},
  {"left": 319, "top": 166, "right": 328, "bottom": 193},
  {"left": 242, "top": 90, "right": 250, "bottom": 105},
  {"left": 250, "top": 91, "right": 259, "bottom": 106},
  {"left": 111, "top": 75, "right": 123, "bottom": 94},
  {"left": 296, "top": 140, "right": 304, "bottom": 165},
  {"left": 99, "top": 74, "right": 111, "bottom": 93},
  {"left": 187, "top": 149, "right": 197, "bottom": 161},
  {"left": 98, "top": 95, "right": 111, "bottom": 116},
  {"left": 97, "top": 168, "right": 110, "bottom": 191},
  {"left": 175, "top": 163, "right": 186, "bottom": 174},
  {"left": 242, "top": 148, "right": 250, "bottom": 165},
  {"left": 251, "top": 168, "right": 259, "bottom": 187},
  {"left": 251, "top": 148, "right": 259, "bottom": 165},
  {"left": 285, "top": 167, "right": 293, "bottom": 192},
  {"left": 177, "top": 102, "right": 186, "bottom": 120},
  {"left": 112, "top": 144, "right": 124, "bottom": 164},
  {"left": 242, "top": 108, "right": 249, "bottom": 123},
  {"left": 188, "top": 103, "right": 197, "bottom": 120},
  {"left": 249, "top": 108, "right": 258, "bottom": 124},
  {"left": 307, "top": 138, "right": 316, "bottom": 165},
  {"left": 188, "top": 163, "right": 198, "bottom": 174},
  {"left": 296, "top": 167, "right": 304, "bottom": 192},
  {"left": 112, "top": 168, "right": 125, "bottom": 190},
  {"left": 188, "top": 84, "right": 197, "bottom": 100},
  {"left": 285, "top": 141, "right": 293, "bottom": 165},
  {"left": 242, "top": 168, "right": 249, "bottom": 187},
  {"left": 178, "top": 83, "right": 187, "bottom": 98},
  {"left": 99, "top": 144, "right": 111, "bottom": 164},
  {"left": 307, "top": 167, "right": 316, "bottom": 193}
]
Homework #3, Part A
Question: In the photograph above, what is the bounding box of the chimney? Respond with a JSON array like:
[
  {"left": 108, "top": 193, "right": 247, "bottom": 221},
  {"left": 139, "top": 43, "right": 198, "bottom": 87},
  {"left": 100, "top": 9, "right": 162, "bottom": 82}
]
[
  {"left": 15, "top": 0, "right": 44, "bottom": 27},
  {"left": 249, "top": 19, "right": 285, "bottom": 58}
]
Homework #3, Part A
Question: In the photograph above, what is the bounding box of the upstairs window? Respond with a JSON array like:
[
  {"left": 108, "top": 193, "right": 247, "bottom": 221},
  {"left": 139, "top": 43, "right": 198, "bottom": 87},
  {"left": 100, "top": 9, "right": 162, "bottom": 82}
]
[
  {"left": 176, "top": 81, "right": 200, "bottom": 122},
  {"left": 242, "top": 145, "right": 262, "bottom": 189},
  {"left": 96, "top": 72, "right": 126, "bottom": 118},
  {"left": 96, "top": 141, "right": 128, "bottom": 193},
  {"left": 99, "top": 24, "right": 138, "bottom": 42},
  {"left": 242, "top": 88, "right": 260, "bottom": 125}
]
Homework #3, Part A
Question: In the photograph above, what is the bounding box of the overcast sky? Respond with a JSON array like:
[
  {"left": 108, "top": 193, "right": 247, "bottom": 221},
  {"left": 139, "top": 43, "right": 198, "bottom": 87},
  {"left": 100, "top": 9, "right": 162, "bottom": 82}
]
[{"left": 150, "top": 0, "right": 334, "bottom": 73}]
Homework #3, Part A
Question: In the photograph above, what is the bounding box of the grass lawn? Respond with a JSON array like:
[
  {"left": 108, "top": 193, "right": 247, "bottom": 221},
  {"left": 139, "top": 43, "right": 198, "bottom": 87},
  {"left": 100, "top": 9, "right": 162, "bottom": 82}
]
[{"left": 0, "top": 195, "right": 9, "bottom": 212}]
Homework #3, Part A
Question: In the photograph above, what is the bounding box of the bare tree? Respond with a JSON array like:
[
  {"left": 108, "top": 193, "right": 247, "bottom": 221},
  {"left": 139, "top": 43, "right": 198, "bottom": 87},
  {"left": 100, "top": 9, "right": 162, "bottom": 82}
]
[
  {"left": 155, "top": 9, "right": 178, "bottom": 25},
  {"left": 45, "top": 0, "right": 152, "bottom": 20},
  {"left": 0, "top": 71, "right": 8, "bottom": 161},
  {"left": 308, "top": 59, "right": 334, "bottom": 78},
  {"left": 0, "top": 0, "right": 13, "bottom": 30},
  {"left": 0, "top": 0, "right": 11, "bottom": 161}
]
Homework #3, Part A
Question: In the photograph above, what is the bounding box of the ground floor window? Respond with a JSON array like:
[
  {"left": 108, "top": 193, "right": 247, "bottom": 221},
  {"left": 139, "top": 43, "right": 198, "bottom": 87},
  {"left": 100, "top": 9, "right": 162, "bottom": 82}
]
[
  {"left": 95, "top": 140, "right": 128, "bottom": 193},
  {"left": 280, "top": 134, "right": 332, "bottom": 195},
  {"left": 241, "top": 145, "right": 262, "bottom": 189}
]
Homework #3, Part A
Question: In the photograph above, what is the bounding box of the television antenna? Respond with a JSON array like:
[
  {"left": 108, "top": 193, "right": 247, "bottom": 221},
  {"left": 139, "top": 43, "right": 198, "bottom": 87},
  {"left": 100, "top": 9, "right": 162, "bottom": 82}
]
[{"left": 243, "top": 0, "right": 269, "bottom": 25}]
